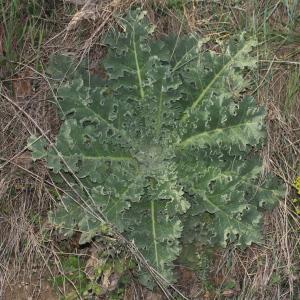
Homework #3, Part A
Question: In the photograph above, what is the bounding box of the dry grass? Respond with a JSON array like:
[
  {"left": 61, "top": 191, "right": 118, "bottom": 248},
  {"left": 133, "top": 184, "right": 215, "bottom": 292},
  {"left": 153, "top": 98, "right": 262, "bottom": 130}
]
[
  {"left": 0, "top": 0, "right": 299, "bottom": 299},
  {"left": 0, "top": 78, "right": 59, "bottom": 297},
  {"left": 206, "top": 2, "right": 300, "bottom": 298}
]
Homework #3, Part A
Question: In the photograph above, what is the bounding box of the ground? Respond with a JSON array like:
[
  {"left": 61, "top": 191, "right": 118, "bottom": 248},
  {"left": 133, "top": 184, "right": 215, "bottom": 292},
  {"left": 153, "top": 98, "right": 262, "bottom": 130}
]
[{"left": 0, "top": 1, "right": 300, "bottom": 299}]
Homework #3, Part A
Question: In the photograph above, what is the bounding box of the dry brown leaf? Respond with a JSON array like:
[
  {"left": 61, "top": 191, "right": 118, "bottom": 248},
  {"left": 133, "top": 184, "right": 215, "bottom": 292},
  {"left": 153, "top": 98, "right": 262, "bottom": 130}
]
[
  {"left": 103, "top": 271, "right": 120, "bottom": 292},
  {"left": 12, "top": 69, "right": 33, "bottom": 98},
  {"left": 222, "top": 289, "right": 236, "bottom": 297},
  {"left": 84, "top": 246, "right": 102, "bottom": 280}
]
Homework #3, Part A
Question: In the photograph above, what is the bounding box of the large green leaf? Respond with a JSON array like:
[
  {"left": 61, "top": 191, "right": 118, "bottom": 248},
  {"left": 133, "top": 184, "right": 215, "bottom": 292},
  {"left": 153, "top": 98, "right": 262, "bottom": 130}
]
[{"left": 28, "top": 10, "right": 283, "bottom": 285}]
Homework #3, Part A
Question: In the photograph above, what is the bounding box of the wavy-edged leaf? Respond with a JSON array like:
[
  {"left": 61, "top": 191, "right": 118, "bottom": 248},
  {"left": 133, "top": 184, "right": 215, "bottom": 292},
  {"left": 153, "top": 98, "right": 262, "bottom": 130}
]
[
  {"left": 28, "top": 10, "right": 283, "bottom": 285},
  {"left": 177, "top": 96, "right": 265, "bottom": 153}
]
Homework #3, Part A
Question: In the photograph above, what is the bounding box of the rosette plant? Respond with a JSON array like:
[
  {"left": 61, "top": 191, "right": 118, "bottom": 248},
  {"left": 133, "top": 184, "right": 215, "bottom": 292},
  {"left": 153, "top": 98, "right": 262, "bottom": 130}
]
[{"left": 29, "top": 10, "right": 282, "bottom": 285}]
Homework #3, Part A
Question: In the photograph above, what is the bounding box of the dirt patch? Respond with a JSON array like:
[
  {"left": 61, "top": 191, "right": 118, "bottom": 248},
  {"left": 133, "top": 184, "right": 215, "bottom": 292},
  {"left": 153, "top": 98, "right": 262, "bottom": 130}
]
[{"left": 4, "top": 275, "right": 58, "bottom": 300}]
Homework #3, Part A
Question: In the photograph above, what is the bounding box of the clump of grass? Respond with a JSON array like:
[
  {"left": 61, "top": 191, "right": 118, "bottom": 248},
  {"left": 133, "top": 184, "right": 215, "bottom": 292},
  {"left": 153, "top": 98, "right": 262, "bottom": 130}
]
[{"left": 0, "top": 0, "right": 59, "bottom": 74}]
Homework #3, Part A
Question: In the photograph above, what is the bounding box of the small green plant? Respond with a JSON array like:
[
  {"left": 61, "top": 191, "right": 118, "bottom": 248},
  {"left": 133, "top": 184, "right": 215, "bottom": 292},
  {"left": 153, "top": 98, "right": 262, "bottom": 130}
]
[
  {"left": 292, "top": 176, "right": 300, "bottom": 215},
  {"left": 28, "top": 10, "right": 283, "bottom": 287},
  {"left": 52, "top": 255, "right": 89, "bottom": 299},
  {"left": 53, "top": 248, "right": 134, "bottom": 299},
  {"left": 293, "top": 176, "right": 300, "bottom": 194}
]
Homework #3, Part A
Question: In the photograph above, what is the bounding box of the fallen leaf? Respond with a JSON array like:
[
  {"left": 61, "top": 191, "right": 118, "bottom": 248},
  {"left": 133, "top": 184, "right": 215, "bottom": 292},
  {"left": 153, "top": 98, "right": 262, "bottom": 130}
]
[
  {"left": 100, "top": 268, "right": 120, "bottom": 295},
  {"left": 12, "top": 68, "right": 33, "bottom": 98},
  {"left": 222, "top": 289, "right": 236, "bottom": 297}
]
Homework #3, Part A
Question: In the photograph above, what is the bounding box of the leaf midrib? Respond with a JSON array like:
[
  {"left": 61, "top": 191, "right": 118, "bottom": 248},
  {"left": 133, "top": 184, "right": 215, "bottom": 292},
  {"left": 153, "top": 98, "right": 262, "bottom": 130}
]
[
  {"left": 48, "top": 152, "right": 134, "bottom": 163},
  {"left": 132, "top": 31, "right": 145, "bottom": 100},
  {"left": 155, "top": 85, "right": 164, "bottom": 137},
  {"left": 151, "top": 200, "right": 159, "bottom": 270},
  {"left": 180, "top": 42, "right": 250, "bottom": 123},
  {"left": 178, "top": 121, "right": 259, "bottom": 148},
  {"left": 191, "top": 186, "right": 259, "bottom": 233}
]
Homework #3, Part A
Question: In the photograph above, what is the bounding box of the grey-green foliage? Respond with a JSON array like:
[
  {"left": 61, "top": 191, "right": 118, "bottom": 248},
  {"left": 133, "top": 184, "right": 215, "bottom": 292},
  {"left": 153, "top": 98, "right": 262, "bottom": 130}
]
[{"left": 28, "top": 10, "right": 283, "bottom": 284}]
